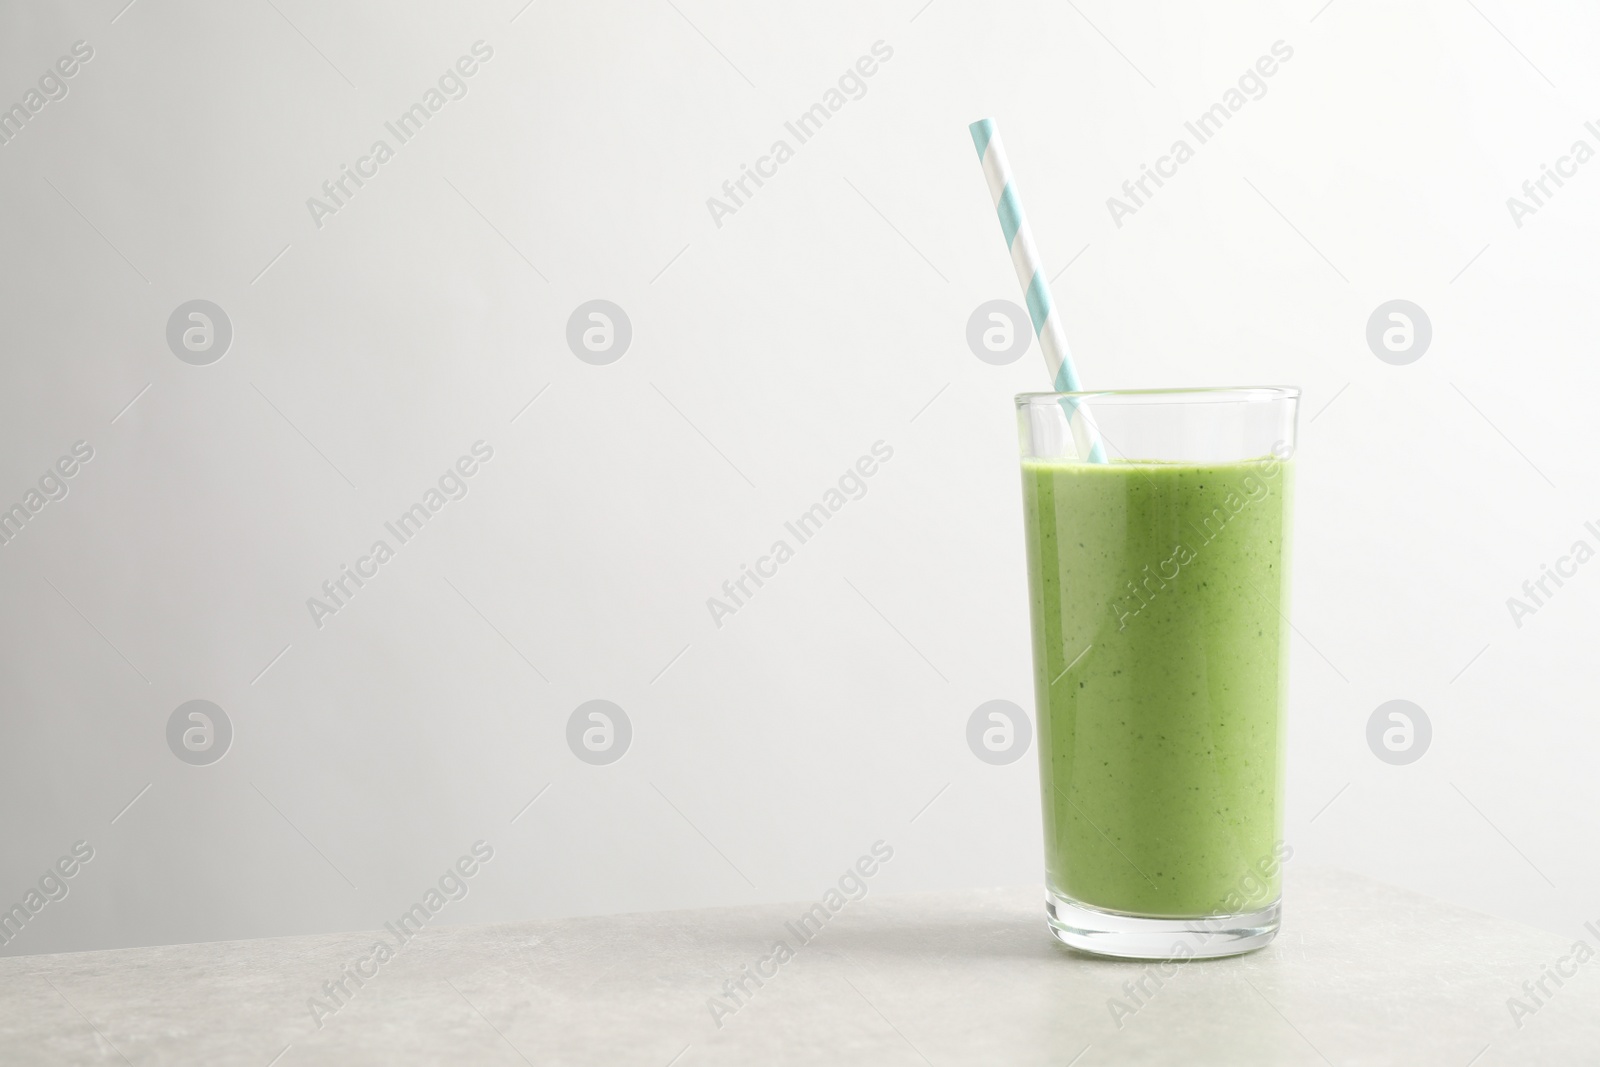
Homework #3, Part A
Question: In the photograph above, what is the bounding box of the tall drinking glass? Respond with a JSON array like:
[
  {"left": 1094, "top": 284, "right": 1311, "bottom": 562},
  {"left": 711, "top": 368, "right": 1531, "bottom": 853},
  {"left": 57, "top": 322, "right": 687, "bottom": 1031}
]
[{"left": 1017, "top": 387, "right": 1299, "bottom": 959}]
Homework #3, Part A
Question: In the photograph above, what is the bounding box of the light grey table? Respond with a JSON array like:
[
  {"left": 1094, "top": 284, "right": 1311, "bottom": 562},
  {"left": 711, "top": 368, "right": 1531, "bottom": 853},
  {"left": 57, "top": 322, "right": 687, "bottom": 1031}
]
[{"left": 1, "top": 866, "right": 1595, "bottom": 1065}]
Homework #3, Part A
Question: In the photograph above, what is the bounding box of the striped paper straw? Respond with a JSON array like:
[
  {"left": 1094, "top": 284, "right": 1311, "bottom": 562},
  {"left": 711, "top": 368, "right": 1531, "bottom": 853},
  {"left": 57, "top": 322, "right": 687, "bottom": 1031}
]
[{"left": 969, "top": 118, "right": 1106, "bottom": 463}]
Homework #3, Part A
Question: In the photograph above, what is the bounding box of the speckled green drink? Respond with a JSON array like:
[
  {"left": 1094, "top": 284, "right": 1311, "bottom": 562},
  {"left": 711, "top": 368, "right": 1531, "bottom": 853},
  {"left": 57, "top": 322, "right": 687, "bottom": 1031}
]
[{"left": 1016, "top": 388, "right": 1298, "bottom": 958}]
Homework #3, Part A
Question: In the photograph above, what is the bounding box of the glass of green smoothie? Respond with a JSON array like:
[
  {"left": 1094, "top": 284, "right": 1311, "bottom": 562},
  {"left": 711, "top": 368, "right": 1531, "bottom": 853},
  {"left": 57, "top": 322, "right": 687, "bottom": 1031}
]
[{"left": 1017, "top": 386, "right": 1299, "bottom": 959}]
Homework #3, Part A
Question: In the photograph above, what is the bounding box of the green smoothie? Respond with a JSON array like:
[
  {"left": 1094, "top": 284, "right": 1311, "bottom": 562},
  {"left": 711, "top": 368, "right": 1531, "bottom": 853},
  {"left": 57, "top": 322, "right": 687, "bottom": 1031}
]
[{"left": 1021, "top": 455, "right": 1292, "bottom": 918}]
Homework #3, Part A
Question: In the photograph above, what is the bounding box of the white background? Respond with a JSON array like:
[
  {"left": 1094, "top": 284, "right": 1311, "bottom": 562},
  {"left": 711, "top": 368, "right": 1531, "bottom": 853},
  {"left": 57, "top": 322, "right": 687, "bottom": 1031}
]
[{"left": 1, "top": 0, "right": 1596, "bottom": 959}]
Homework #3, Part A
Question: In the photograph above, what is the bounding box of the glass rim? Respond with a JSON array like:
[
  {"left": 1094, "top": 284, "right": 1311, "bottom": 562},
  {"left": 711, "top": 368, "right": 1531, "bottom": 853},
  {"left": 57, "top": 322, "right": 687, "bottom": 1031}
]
[{"left": 1015, "top": 385, "right": 1300, "bottom": 405}]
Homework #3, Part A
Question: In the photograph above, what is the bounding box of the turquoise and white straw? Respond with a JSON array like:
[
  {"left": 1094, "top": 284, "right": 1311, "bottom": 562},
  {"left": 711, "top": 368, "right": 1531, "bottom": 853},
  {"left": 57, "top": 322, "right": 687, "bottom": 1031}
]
[{"left": 969, "top": 118, "right": 1106, "bottom": 463}]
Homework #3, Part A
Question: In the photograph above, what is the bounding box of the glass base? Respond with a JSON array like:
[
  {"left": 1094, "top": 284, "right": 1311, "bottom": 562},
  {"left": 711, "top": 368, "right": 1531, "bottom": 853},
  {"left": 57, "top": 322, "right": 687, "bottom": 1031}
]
[{"left": 1045, "top": 891, "right": 1280, "bottom": 960}]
